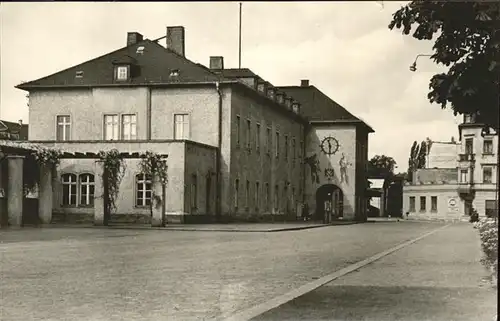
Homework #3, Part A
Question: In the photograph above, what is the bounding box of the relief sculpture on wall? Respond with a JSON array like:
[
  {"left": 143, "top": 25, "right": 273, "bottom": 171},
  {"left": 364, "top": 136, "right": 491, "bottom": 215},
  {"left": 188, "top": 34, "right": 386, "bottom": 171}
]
[
  {"left": 339, "top": 153, "right": 352, "bottom": 184},
  {"left": 304, "top": 153, "right": 321, "bottom": 184}
]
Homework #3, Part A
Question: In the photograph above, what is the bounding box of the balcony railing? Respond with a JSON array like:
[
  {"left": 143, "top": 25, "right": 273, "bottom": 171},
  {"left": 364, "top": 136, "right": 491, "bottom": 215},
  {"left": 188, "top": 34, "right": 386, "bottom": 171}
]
[{"left": 458, "top": 153, "right": 475, "bottom": 162}]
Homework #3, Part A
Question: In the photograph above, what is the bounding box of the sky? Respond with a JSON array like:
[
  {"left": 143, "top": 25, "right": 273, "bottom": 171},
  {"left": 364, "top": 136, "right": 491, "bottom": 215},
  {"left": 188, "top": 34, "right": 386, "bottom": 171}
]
[{"left": 0, "top": 1, "right": 462, "bottom": 170}]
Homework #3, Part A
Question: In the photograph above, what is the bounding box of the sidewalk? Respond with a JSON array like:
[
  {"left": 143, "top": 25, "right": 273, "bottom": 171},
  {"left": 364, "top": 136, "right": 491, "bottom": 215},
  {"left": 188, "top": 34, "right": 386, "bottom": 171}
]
[{"left": 252, "top": 222, "right": 498, "bottom": 321}]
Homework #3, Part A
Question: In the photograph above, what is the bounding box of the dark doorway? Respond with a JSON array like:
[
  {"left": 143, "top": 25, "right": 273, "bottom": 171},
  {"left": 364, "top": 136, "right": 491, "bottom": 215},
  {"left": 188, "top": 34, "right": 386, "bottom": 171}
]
[
  {"left": 206, "top": 175, "right": 211, "bottom": 215},
  {"left": 315, "top": 184, "right": 343, "bottom": 223}
]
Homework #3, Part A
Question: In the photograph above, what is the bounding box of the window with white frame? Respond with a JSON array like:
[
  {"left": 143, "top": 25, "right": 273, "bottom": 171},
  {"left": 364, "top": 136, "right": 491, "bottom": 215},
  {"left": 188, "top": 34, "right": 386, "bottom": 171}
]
[
  {"left": 483, "top": 167, "right": 493, "bottom": 183},
  {"left": 61, "top": 173, "right": 77, "bottom": 206},
  {"left": 56, "top": 115, "right": 71, "bottom": 141},
  {"left": 136, "top": 174, "right": 152, "bottom": 207},
  {"left": 234, "top": 179, "right": 239, "bottom": 210},
  {"left": 116, "top": 66, "right": 129, "bottom": 81},
  {"left": 245, "top": 180, "right": 250, "bottom": 209},
  {"left": 420, "top": 196, "right": 426, "bottom": 212},
  {"left": 431, "top": 196, "right": 437, "bottom": 212},
  {"left": 255, "top": 181, "right": 260, "bottom": 210},
  {"left": 246, "top": 119, "right": 251, "bottom": 149},
  {"left": 256, "top": 123, "right": 261, "bottom": 152},
  {"left": 483, "top": 139, "right": 493, "bottom": 154},
  {"left": 174, "top": 114, "right": 189, "bottom": 139},
  {"left": 275, "top": 131, "right": 280, "bottom": 158},
  {"left": 104, "top": 114, "right": 119, "bottom": 140},
  {"left": 121, "top": 114, "right": 137, "bottom": 140},
  {"left": 409, "top": 196, "right": 415, "bottom": 212},
  {"left": 79, "top": 174, "right": 95, "bottom": 206},
  {"left": 460, "top": 169, "right": 469, "bottom": 183}
]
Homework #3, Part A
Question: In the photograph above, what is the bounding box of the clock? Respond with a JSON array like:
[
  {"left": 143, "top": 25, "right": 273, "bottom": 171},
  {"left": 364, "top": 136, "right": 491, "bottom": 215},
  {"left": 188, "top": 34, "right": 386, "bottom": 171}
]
[{"left": 320, "top": 136, "right": 339, "bottom": 156}]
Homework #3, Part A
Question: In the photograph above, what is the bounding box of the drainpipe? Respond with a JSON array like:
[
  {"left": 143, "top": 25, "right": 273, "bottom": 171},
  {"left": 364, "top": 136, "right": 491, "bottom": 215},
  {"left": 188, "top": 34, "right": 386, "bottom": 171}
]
[{"left": 215, "top": 81, "right": 223, "bottom": 222}]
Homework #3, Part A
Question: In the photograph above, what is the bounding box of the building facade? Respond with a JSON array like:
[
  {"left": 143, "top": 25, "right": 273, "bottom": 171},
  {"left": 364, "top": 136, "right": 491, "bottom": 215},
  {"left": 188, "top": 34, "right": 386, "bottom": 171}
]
[
  {"left": 5, "top": 26, "right": 374, "bottom": 226},
  {"left": 403, "top": 114, "right": 498, "bottom": 221}
]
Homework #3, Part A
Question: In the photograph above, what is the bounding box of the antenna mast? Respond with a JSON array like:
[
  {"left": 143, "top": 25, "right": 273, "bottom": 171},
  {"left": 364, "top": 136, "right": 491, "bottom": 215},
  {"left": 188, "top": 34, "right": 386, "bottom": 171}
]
[{"left": 239, "top": 2, "right": 242, "bottom": 69}]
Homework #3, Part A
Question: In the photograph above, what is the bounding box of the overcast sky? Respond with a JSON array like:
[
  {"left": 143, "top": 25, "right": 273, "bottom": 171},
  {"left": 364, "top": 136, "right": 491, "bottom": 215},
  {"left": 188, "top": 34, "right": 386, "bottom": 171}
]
[{"left": 0, "top": 1, "right": 462, "bottom": 170}]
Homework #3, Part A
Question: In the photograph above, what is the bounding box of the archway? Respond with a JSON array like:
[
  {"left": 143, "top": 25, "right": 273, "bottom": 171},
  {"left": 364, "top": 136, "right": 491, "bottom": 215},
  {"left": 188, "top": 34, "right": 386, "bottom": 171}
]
[{"left": 315, "top": 184, "right": 343, "bottom": 223}]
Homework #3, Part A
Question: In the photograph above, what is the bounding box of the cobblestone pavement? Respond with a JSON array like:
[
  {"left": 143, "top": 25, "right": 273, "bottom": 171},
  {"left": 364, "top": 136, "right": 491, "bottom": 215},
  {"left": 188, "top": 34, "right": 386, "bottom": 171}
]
[
  {"left": 1, "top": 222, "right": 444, "bottom": 321},
  {"left": 253, "top": 222, "right": 498, "bottom": 321}
]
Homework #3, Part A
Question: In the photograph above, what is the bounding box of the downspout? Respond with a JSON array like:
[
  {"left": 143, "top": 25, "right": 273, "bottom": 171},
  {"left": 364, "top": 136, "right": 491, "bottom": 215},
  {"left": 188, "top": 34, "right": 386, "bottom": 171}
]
[{"left": 215, "top": 81, "right": 223, "bottom": 222}]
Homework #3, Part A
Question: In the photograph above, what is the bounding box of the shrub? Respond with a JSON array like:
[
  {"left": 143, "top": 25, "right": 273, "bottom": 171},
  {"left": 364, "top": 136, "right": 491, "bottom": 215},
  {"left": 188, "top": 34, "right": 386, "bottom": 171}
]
[{"left": 474, "top": 218, "right": 498, "bottom": 280}]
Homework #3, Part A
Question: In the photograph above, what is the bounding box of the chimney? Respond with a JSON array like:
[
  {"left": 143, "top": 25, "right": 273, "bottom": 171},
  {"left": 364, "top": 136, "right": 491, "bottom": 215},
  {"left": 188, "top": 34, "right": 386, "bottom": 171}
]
[
  {"left": 127, "top": 32, "right": 143, "bottom": 46},
  {"left": 301, "top": 79, "right": 309, "bottom": 87},
  {"left": 209, "top": 56, "right": 224, "bottom": 70},
  {"left": 167, "top": 26, "right": 185, "bottom": 57},
  {"left": 18, "top": 119, "right": 23, "bottom": 126}
]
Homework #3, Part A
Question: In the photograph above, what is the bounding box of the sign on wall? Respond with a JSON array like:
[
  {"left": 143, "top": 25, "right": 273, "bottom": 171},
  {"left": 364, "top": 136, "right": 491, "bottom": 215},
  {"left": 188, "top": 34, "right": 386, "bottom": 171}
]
[{"left": 447, "top": 196, "right": 459, "bottom": 214}]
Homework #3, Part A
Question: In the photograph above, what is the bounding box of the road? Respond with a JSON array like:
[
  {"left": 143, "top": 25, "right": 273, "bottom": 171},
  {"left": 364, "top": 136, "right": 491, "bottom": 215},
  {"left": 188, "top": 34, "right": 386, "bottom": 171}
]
[{"left": 0, "top": 221, "right": 484, "bottom": 321}]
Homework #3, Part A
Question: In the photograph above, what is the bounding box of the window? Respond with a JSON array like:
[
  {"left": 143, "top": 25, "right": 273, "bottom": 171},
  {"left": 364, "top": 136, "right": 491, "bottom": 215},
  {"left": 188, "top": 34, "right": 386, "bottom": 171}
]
[
  {"left": 299, "top": 141, "right": 303, "bottom": 160},
  {"left": 191, "top": 175, "right": 197, "bottom": 211},
  {"left": 420, "top": 196, "right": 426, "bottom": 212},
  {"left": 292, "top": 138, "right": 296, "bottom": 166},
  {"left": 116, "top": 66, "right": 128, "bottom": 80},
  {"left": 485, "top": 200, "right": 498, "bottom": 218},
  {"left": 104, "top": 114, "right": 119, "bottom": 140},
  {"left": 431, "top": 196, "right": 437, "bottom": 212},
  {"left": 174, "top": 114, "right": 189, "bottom": 139},
  {"left": 292, "top": 187, "right": 295, "bottom": 211},
  {"left": 460, "top": 169, "right": 469, "bottom": 183},
  {"left": 264, "top": 183, "right": 270, "bottom": 211},
  {"left": 256, "top": 123, "right": 261, "bottom": 152},
  {"left": 409, "top": 196, "right": 415, "bottom": 212},
  {"left": 483, "top": 139, "right": 493, "bottom": 154},
  {"left": 274, "top": 184, "right": 279, "bottom": 211},
  {"left": 483, "top": 167, "right": 493, "bottom": 183},
  {"left": 245, "top": 180, "right": 250, "bottom": 209},
  {"left": 246, "top": 119, "right": 251, "bottom": 149},
  {"left": 56, "top": 115, "right": 71, "bottom": 141},
  {"left": 464, "top": 114, "right": 471, "bottom": 123},
  {"left": 61, "top": 173, "right": 77, "bottom": 206},
  {"left": 236, "top": 116, "right": 241, "bottom": 147},
  {"left": 284, "top": 135, "right": 289, "bottom": 160},
  {"left": 275, "top": 132, "right": 280, "bottom": 158},
  {"left": 136, "top": 174, "right": 152, "bottom": 207},
  {"left": 255, "top": 181, "right": 260, "bottom": 210},
  {"left": 266, "top": 127, "right": 271, "bottom": 154},
  {"left": 79, "top": 174, "right": 95, "bottom": 206},
  {"left": 234, "top": 179, "right": 239, "bottom": 210},
  {"left": 121, "top": 114, "right": 137, "bottom": 140},
  {"left": 465, "top": 138, "right": 474, "bottom": 154}
]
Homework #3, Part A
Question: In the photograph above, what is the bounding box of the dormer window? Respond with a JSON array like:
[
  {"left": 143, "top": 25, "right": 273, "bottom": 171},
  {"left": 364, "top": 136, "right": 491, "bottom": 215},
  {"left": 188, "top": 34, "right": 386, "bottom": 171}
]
[
  {"left": 277, "top": 94, "right": 284, "bottom": 104},
  {"left": 75, "top": 71, "right": 84, "bottom": 78},
  {"left": 285, "top": 98, "right": 292, "bottom": 109},
  {"left": 115, "top": 66, "right": 129, "bottom": 81},
  {"left": 136, "top": 46, "right": 145, "bottom": 55},
  {"left": 170, "top": 69, "right": 180, "bottom": 77},
  {"left": 292, "top": 103, "right": 300, "bottom": 114},
  {"left": 464, "top": 113, "right": 476, "bottom": 124},
  {"left": 257, "top": 83, "right": 265, "bottom": 93}
]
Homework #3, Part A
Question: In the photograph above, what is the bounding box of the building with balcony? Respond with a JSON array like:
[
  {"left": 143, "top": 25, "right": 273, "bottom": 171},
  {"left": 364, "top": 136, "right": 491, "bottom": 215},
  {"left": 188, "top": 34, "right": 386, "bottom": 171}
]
[
  {"left": 0, "top": 26, "right": 374, "bottom": 227},
  {"left": 403, "top": 114, "right": 498, "bottom": 221}
]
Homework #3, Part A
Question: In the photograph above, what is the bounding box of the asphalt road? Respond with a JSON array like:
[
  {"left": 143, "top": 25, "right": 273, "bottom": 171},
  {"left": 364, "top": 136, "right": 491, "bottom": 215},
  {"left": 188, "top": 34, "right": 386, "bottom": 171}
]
[
  {"left": 1, "top": 221, "right": 451, "bottom": 321},
  {"left": 252, "top": 223, "right": 498, "bottom": 321}
]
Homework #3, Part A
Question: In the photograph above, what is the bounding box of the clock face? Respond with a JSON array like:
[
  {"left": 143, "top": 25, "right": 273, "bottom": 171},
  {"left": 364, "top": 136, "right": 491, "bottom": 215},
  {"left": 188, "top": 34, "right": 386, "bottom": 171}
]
[{"left": 320, "top": 136, "right": 340, "bottom": 155}]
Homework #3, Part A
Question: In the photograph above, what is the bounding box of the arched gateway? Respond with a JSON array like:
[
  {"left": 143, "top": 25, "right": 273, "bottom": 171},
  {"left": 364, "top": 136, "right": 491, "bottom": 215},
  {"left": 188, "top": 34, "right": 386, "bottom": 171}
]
[{"left": 315, "top": 184, "right": 343, "bottom": 223}]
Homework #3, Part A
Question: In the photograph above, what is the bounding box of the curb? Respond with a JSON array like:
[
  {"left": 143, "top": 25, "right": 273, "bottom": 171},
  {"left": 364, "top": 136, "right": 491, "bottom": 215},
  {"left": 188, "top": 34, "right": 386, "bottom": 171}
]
[{"left": 220, "top": 223, "right": 452, "bottom": 321}]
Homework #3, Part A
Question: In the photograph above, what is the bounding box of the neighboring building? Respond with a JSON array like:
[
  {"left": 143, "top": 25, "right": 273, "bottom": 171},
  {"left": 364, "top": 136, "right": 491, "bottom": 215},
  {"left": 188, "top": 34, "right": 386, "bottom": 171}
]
[
  {"left": 426, "top": 139, "right": 460, "bottom": 169},
  {"left": 7, "top": 27, "right": 374, "bottom": 225},
  {"left": 403, "top": 114, "right": 498, "bottom": 221},
  {"left": 0, "top": 120, "right": 28, "bottom": 140}
]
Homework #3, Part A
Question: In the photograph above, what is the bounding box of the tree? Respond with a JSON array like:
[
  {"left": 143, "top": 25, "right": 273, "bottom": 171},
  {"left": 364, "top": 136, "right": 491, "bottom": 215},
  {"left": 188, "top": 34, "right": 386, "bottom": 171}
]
[
  {"left": 368, "top": 154, "right": 397, "bottom": 176},
  {"left": 407, "top": 140, "right": 427, "bottom": 182},
  {"left": 389, "top": 1, "right": 500, "bottom": 130}
]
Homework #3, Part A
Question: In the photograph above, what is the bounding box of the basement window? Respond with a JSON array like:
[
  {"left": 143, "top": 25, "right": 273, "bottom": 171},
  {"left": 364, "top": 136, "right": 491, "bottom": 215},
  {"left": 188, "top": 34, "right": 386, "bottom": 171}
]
[{"left": 75, "top": 71, "right": 84, "bottom": 78}]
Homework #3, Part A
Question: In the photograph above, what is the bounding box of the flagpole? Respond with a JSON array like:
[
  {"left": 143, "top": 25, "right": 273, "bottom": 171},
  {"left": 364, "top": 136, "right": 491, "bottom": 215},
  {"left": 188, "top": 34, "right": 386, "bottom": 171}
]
[{"left": 239, "top": 2, "right": 242, "bottom": 69}]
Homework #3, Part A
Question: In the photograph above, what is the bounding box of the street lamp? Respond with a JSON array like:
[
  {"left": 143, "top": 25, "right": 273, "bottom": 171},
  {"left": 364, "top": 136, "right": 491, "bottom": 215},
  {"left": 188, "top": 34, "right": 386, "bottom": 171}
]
[{"left": 409, "top": 54, "right": 433, "bottom": 72}]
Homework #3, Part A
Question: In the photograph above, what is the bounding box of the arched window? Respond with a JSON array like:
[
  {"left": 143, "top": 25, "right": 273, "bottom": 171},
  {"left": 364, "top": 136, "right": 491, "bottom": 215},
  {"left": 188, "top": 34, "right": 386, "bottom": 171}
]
[
  {"left": 79, "top": 174, "right": 95, "bottom": 206},
  {"left": 61, "top": 173, "right": 77, "bottom": 206},
  {"left": 136, "top": 174, "right": 152, "bottom": 206}
]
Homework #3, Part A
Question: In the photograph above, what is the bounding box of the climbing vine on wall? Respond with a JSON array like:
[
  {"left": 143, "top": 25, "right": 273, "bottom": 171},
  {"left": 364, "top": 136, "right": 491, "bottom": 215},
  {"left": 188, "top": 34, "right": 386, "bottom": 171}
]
[
  {"left": 138, "top": 151, "right": 168, "bottom": 217},
  {"left": 97, "top": 149, "right": 126, "bottom": 221},
  {"left": 24, "top": 147, "right": 62, "bottom": 195}
]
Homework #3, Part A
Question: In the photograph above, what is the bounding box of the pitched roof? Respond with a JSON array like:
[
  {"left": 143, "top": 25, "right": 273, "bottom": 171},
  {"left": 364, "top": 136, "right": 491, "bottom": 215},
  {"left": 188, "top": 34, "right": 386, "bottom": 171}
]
[
  {"left": 0, "top": 120, "right": 29, "bottom": 140},
  {"left": 218, "top": 68, "right": 258, "bottom": 79},
  {"left": 277, "top": 85, "right": 374, "bottom": 132},
  {"left": 16, "top": 40, "right": 223, "bottom": 90}
]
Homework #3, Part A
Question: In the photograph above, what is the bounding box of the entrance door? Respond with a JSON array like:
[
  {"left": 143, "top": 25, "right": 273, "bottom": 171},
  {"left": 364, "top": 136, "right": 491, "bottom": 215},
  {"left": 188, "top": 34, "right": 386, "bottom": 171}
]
[{"left": 315, "top": 184, "right": 344, "bottom": 222}]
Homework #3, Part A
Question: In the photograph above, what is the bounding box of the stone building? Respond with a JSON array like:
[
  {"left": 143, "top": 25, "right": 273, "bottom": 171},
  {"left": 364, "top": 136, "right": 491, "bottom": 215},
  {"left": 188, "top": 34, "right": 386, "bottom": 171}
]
[
  {"left": 403, "top": 114, "right": 498, "bottom": 221},
  {"left": 3, "top": 26, "right": 373, "bottom": 226}
]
